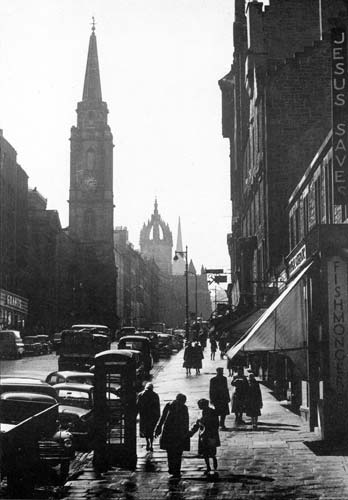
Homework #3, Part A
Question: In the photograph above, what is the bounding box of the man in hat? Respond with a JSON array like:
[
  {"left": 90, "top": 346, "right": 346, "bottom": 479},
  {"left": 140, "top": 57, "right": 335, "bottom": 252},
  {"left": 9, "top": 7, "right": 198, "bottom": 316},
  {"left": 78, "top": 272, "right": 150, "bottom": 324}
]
[{"left": 209, "top": 367, "right": 230, "bottom": 430}]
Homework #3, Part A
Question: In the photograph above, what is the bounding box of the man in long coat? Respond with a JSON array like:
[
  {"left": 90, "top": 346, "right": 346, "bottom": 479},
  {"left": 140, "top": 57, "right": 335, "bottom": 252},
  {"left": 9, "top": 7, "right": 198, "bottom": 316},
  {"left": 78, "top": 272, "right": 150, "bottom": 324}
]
[
  {"left": 155, "top": 393, "right": 190, "bottom": 479},
  {"left": 209, "top": 367, "right": 230, "bottom": 429}
]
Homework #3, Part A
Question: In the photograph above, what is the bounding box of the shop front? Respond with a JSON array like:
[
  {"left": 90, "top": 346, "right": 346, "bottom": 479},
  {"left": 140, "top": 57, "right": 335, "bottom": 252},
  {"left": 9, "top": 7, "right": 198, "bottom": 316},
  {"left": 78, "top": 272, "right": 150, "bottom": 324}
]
[{"left": 0, "top": 289, "right": 28, "bottom": 331}]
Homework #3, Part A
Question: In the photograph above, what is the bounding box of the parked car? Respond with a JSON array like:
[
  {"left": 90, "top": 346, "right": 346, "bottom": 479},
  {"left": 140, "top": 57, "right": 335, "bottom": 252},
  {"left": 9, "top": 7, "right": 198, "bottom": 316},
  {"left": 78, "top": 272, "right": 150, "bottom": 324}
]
[
  {"left": 138, "top": 330, "right": 160, "bottom": 360},
  {"left": 58, "top": 329, "right": 110, "bottom": 371},
  {"left": 53, "top": 331, "right": 63, "bottom": 351},
  {"left": 0, "top": 330, "right": 24, "bottom": 359},
  {"left": 117, "top": 335, "right": 153, "bottom": 376},
  {"left": 0, "top": 391, "right": 74, "bottom": 495},
  {"left": 23, "top": 336, "right": 42, "bottom": 356},
  {"left": 46, "top": 370, "right": 94, "bottom": 386},
  {"left": 157, "top": 333, "right": 175, "bottom": 357},
  {"left": 117, "top": 326, "right": 136, "bottom": 340},
  {"left": 0, "top": 377, "right": 58, "bottom": 399},
  {"left": 35, "top": 335, "right": 52, "bottom": 354},
  {"left": 53, "top": 382, "right": 119, "bottom": 451}
]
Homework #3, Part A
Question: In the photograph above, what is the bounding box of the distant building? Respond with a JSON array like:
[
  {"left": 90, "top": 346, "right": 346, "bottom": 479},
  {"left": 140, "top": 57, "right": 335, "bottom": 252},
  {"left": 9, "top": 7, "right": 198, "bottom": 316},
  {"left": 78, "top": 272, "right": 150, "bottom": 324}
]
[
  {"left": 114, "top": 227, "right": 160, "bottom": 328},
  {"left": 0, "top": 130, "right": 28, "bottom": 330},
  {"left": 172, "top": 217, "right": 185, "bottom": 275},
  {"left": 140, "top": 199, "right": 173, "bottom": 276}
]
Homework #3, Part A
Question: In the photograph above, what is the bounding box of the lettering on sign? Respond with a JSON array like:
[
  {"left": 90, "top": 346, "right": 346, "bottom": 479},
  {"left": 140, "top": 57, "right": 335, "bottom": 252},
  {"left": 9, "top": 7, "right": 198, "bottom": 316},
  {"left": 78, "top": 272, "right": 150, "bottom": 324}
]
[
  {"left": 288, "top": 245, "right": 307, "bottom": 277},
  {"left": 331, "top": 27, "right": 348, "bottom": 204},
  {"left": 328, "top": 257, "right": 348, "bottom": 408}
]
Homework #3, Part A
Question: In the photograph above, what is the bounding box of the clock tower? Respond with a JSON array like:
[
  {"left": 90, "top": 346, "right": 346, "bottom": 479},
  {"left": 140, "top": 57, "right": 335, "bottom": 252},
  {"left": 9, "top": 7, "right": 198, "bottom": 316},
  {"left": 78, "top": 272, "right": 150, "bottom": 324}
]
[
  {"left": 68, "top": 22, "right": 117, "bottom": 328},
  {"left": 69, "top": 21, "right": 114, "bottom": 243}
]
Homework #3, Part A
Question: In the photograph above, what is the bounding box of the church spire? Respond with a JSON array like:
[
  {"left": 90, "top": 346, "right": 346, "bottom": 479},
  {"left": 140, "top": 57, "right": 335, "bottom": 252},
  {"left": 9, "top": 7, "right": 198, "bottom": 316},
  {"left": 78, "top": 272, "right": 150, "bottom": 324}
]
[
  {"left": 82, "top": 18, "right": 102, "bottom": 101},
  {"left": 176, "top": 217, "right": 183, "bottom": 253}
]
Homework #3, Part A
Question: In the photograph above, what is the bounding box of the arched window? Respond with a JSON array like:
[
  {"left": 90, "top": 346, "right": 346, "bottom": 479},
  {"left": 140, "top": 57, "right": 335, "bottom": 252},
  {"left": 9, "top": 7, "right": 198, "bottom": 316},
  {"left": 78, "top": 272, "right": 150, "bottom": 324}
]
[
  {"left": 86, "top": 149, "right": 95, "bottom": 171},
  {"left": 83, "top": 209, "right": 96, "bottom": 239}
]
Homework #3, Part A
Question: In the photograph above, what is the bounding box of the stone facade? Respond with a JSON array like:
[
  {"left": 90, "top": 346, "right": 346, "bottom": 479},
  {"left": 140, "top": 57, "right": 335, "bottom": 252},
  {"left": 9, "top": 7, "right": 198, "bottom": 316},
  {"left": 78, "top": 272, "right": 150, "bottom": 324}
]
[{"left": 68, "top": 26, "right": 117, "bottom": 329}]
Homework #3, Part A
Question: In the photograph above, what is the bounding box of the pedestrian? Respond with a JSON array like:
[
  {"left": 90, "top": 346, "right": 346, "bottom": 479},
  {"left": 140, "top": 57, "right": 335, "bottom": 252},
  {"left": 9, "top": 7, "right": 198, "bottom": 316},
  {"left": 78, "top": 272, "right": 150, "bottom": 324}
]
[
  {"left": 218, "top": 334, "right": 227, "bottom": 359},
  {"left": 189, "top": 398, "right": 220, "bottom": 476},
  {"left": 245, "top": 372, "right": 263, "bottom": 430},
  {"left": 198, "top": 330, "right": 207, "bottom": 350},
  {"left": 192, "top": 341, "right": 204, "bottom": 375},
  {"left": 210, "top": 337, "right": 217, "bottom": 360},
  {"left": 183, "top": 341, "right": 194, "bottom": 376},
  {"left": 209, "top": 367, "right": 230, "bottom": 430},
  {"left": 231, "top": 367, "right": 248, "bottom": 424},
  {"left": 226, "top": 344, "right": 234, "bottom": 376},
  {"left": 155, "top": 393, "right": 190, "bottom": 479},
  {"left": 136, "top": 382, "right": 161, "bottom": 452}
]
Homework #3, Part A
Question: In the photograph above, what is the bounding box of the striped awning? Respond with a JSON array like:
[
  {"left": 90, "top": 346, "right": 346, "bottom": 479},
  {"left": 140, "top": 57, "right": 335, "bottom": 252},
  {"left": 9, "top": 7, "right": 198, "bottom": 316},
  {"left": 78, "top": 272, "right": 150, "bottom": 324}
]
[{"left": 227, "top": 261, "right": 313, "bottom": 360}]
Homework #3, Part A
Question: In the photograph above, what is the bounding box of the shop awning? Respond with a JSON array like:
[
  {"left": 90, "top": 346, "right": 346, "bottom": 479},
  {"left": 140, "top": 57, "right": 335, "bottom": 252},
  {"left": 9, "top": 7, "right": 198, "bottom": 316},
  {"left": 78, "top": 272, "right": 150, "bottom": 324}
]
[{"left": 227, "top": 261, "right": 313, "bottom": 361}]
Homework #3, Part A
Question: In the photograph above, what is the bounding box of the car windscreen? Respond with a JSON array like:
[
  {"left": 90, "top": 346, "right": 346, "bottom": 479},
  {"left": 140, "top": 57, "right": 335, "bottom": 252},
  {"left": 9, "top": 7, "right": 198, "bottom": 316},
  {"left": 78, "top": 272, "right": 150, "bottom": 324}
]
[{"left": 57, "top": 389, "right": 92, "bottom": 409}]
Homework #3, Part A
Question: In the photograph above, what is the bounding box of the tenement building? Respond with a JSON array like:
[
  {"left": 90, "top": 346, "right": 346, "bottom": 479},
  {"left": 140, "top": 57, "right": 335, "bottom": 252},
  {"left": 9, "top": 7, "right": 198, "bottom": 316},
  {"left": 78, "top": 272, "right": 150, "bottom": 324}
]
[
  {"left": 0, "top": 130, "right": 29, "bottom": 329},
  {"left": 221, "top": 0, "right": 348, "bottom": 440},
  {"left": 68, "top": 23, "right": 117, "bottom": 328}
]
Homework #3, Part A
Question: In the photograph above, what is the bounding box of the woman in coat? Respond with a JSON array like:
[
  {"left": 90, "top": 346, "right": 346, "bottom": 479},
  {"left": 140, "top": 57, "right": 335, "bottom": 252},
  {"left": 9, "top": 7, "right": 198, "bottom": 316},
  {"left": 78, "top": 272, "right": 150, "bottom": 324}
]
[
  {"left": 155, "top": 393, "right": 190, "bottom": 479},
  {"left": 231, "top": 367, "right": 249, "bottom": 424},
  {"left": 209, "top": 367, "right": 230, "bottom": 429},
  {"left": 190, "top": 399, "right": 220, "bottom": 475},
  {"left": 192, "top": 342, "right": 204, "bottom": 375},
  {"left": 136, "top": 382, "right": 160, "bottom": 451},
  {"left": 183, "top": 341, "right": 194, "bottom": 376},
  {"left": 245, "top": 373, "right": 263, "bottom": 429}
]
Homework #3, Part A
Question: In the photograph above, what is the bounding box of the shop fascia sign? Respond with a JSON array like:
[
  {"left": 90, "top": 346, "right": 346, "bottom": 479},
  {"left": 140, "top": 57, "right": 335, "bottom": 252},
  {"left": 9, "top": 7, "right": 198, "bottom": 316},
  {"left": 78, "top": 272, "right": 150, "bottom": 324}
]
[
  {"left": 0, "top": 289, "right": 28, "bottom": 313},
  {"left": 331, "top": 25, "right": 348, "bottom": 204},
  {"left": 288, "top": 245, "right": 307, "bottom": 277}
]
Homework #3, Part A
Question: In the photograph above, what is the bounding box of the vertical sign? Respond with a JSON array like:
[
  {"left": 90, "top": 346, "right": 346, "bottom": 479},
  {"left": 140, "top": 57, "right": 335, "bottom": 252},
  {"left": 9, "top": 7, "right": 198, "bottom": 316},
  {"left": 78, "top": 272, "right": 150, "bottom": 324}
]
[
  {"left": 331, "top": 27, "right": 348, "bottom": 205},
  {"left": 327, "top": 257, "right": 348, "bottom": 423}
]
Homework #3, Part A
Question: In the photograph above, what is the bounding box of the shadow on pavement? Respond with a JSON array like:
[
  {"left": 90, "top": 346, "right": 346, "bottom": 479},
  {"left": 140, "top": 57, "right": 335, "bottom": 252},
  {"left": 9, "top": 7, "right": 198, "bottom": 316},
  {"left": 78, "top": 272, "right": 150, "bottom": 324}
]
[
  {"left": 181, "top": 472, "right": 274, "bottom": 484},
  {"left": 305, "top": 440, "right": 348, "bottom": 456}
]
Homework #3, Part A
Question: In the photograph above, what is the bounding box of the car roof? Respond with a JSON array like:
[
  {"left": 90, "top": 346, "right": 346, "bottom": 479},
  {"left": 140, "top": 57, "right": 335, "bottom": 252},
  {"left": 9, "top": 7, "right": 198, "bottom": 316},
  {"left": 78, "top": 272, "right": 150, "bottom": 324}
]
[
  {"left": 48, "top": 371, "right": 94, "bottom": 378},
  {"left": 53, "top": 383, "right": 94, "bottom": 391},
  {"left": 72, "top": 324, "right": 109, "bottom": 329},
  {"left": 59, "top": 405, "right": 91, "bottom": 417},
  {"left": 1, "top": 392, "right": 57, "bottom": 402},
  {"left": 119, "top": 335, "right": 149, "bottom": 341},
  {"left": 0, "top": 377, "right": 50, "bottom": 385}
]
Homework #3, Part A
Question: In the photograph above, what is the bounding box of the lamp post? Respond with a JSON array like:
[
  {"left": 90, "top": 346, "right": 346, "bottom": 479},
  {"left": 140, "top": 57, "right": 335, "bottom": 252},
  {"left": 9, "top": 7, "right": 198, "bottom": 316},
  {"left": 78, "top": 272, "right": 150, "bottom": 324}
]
[{"left": 174, "top": 245, "right": 189, "bottom": 340}]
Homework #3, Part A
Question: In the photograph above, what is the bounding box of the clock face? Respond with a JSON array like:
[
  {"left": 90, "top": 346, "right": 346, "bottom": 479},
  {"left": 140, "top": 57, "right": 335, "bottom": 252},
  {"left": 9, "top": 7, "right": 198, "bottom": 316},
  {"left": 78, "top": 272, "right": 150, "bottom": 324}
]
[{"left": 83, "top": 176, "right": 97, "bottom": 191}]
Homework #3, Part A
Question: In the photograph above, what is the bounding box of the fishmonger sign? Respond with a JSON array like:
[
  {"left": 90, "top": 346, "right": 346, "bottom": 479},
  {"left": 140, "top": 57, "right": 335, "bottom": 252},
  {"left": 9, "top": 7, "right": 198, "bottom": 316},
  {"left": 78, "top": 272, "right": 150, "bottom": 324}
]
[
  {"left": 328, "top": 257, "right": 348, "bottom": 413},
  {"left": 331, "top": 26, "right": 348, "bottom": 205}
]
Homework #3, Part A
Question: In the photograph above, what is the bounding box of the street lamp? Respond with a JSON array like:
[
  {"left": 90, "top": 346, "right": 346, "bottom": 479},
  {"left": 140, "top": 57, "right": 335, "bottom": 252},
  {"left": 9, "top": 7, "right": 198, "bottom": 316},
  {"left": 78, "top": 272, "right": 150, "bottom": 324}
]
[{"left": 173, "top": 245, "right": 189, "bottom": 340}]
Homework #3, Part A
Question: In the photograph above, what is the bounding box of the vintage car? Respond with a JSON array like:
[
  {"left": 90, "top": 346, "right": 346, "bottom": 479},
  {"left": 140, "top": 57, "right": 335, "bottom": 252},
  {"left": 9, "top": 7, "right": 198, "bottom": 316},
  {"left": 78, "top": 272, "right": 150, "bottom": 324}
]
[
  {"left": 116, "top": 349, "right": 146, "bottom": 389},
  {"left": 137, "top": 330, "right": 160, "bottom": 360},
  {"left": 0, "top": 330, "right": 25, "bottom": 359},
  {"left": 0, "top": 377, "right": 58, "bottom": 398},
  {"left": 157, "top": 333, "right": 175, "bottom": 357},
  {"left": 53, "top": 331, "right": 63, "bottom": 350},
  {"left": 46, "top": 370, "right": 94, "bottom": 386},
  {"left": 53, "top": 382, "right": 119, "bottom": 451},
  {"left": 23, "top": 336, "right": 42, "bottom": 356},
  {"left": 71, "top": 324, "right": 113, "bottom": 343},
  {"left": 35, "top": 334, "right": 52, "bottom": 354},
  {"left": 117, "top": 335, "right": 153, "bottom": 376},
  {"left": 0, "top": 391, "right": 74, "bottom": 496}
]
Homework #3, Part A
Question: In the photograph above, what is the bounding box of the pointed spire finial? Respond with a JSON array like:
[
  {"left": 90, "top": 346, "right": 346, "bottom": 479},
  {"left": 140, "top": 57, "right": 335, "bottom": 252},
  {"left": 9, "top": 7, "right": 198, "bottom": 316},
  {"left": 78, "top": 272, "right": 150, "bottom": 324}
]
[
  {"left": 91, "top": 16, "right": 96, "bottom": 33},
  {"left": 154, "top": 198, "right": 158, "bottom": 215}
]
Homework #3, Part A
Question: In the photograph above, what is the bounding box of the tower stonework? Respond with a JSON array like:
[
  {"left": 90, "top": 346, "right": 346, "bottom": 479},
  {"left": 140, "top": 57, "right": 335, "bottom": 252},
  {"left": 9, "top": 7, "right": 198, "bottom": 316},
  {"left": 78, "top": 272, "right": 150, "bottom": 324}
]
[
  {"left": 68, "top": 24, "right": 116, "bottom": 328},
  {"left": 140, "top": 200, "right": 173, "bottom": 275},
  {"left": 69, "top": 25, "right": 114, "bottom": 244}
]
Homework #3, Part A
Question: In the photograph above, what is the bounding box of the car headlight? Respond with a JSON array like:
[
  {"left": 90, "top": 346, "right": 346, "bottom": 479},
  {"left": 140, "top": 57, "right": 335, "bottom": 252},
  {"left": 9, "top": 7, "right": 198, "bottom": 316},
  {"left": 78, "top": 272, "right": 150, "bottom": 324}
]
[{"left": 64, "top": 438, "right": 73, "bottom": 448}]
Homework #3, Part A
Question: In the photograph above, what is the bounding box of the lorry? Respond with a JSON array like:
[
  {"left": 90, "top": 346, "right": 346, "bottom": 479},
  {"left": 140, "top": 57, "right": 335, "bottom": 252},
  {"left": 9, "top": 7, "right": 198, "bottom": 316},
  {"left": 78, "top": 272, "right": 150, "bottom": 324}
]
[{"left": 58, "top": 328, "right": 110, "bottom": 371}]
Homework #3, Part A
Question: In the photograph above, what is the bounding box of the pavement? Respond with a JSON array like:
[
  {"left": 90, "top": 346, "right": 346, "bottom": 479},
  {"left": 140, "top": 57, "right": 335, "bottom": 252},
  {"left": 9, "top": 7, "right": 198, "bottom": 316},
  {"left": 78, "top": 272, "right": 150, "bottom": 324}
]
[{"left": 61, "top": 348, "right": 348, "bottom": 500}]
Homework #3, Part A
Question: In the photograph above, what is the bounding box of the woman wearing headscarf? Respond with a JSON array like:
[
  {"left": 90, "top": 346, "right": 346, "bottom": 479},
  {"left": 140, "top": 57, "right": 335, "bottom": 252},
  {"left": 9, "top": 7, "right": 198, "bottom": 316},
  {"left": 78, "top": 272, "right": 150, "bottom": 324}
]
[
  {"left": 189, "top": 399, "right": 220, "bottom": 475},
  {"left": 155, "top": 393, "right": 190, "bottom": 479},
  {"left": 136, "top": 382, "right": 160, "bottom": 451}
]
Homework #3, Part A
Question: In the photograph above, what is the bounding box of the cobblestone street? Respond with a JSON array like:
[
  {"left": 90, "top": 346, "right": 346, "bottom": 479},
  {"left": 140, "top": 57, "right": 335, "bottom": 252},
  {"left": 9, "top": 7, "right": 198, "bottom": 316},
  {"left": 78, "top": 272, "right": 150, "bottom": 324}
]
[{"left": 61, "top": 348, "right": 348, "bottom": 500}]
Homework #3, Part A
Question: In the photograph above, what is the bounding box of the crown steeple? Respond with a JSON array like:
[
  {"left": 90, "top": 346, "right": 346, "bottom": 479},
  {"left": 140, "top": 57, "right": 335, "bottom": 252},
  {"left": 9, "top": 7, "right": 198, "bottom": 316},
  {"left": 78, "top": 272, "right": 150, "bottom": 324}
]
[{"left": 82, "top": 19, "right": 102, "bottom": 101}]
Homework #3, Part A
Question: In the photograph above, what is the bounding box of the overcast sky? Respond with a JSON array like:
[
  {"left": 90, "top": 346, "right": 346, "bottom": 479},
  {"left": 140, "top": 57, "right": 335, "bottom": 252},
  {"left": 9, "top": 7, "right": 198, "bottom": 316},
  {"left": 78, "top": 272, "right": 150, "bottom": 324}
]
[{"left": 1, "top": 0, "right": 234, "bottom": 278}]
